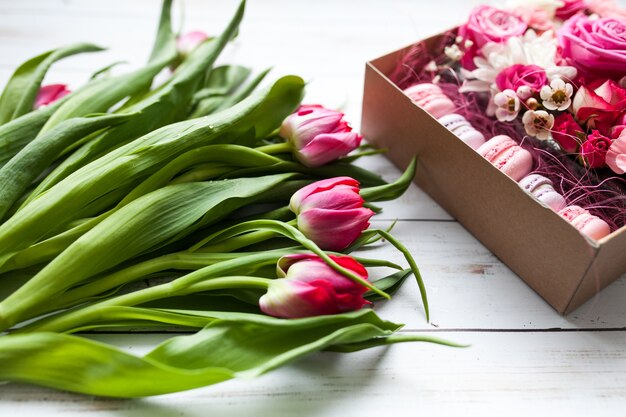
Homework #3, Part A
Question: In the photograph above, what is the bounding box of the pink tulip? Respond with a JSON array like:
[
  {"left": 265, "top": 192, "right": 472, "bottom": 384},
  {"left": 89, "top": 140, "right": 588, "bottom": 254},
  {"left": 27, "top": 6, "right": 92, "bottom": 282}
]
[
  {"left": 34, "top": 84, "right": 70, "bottom": 109},
  {"left": 290, "top": 177, "right": 374, "bottom": 251},
  {"left": 279, "top": 104, "right": 362, "bottom": 167},
  {"left": 176, "top": 31, "right": 209, "bottom": 57},
  {"left": 259, "top": 254, "right": 371, "bottom": 318}
]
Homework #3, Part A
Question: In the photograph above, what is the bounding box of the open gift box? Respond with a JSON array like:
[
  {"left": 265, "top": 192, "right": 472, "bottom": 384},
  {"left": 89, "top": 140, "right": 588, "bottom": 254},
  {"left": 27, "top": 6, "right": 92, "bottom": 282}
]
[{"left": 361, "top": 32, "right": 626, "bottom": 314}]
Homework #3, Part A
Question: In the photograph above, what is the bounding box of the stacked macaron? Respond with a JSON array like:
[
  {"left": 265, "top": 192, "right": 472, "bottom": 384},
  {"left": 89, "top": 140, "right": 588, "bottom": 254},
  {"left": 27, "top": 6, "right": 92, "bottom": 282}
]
[
  {"left": 476, "top": 135, "right": 533, "bottom": 182},
  {"left": 518, "top": 174, "right": 567, "bottom": 212},
  {"left": 403, "top": 83, "right": 456, "bottom": 118},
  {"left": 437, "top": 114, "right": 486, "bottom": 149},
  {"left": 558, "top": 205, "right": 611, "bottom": 240}
]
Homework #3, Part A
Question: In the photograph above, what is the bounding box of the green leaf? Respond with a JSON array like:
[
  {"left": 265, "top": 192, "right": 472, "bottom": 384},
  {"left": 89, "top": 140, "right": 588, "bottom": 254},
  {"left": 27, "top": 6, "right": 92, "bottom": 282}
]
[
  {"left": 37, "top": 0, "right": 176, "bottom": 133},
  {"left": 0, "top": 310, "right": 408, "bottom": 397},
  {"left": 360, "top": 157, "right": 417, "bottom": 201},
  {"left": 365, "top": 269, "right": 412, "bottom": 301},
  {"left": 0, "top": 113, "right": 134, "bottom": 221},
  {"left": 0, "top": 75, "right": 304, "bottom": 265},
  {"left": 0, "top": 43, "right": 104, "bottom": 124}
]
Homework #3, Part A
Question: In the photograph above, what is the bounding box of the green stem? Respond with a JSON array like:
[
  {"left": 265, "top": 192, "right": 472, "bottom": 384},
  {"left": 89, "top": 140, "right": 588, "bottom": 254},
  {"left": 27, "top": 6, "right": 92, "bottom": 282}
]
[
  {"left": 375, "top": 229, "right": 429, "bottom": 322},
  {"left": 20, "top": 276, "right": 271, "bottom": 334},
  {"left": 193, "top": 219, "right": 297, "bottom": 252},
  {"left": 254, "top": 141, "right": 292, "bottom": 154}
]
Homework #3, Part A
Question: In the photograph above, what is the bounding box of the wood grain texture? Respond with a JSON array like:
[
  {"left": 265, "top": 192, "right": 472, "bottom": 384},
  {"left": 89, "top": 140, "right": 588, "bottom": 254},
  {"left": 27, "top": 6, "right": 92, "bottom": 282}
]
[{"left": 1, "top": 0, "right": 626, "bottom": 414}]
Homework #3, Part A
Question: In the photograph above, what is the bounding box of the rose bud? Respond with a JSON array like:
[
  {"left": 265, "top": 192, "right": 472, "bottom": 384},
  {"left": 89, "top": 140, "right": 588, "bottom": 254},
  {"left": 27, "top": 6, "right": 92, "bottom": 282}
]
[
  {"left": 259, "top": 254, "right": 371, "bottom": 319},
  {"left": 552, "top": 112, "right": 584, "bottom": 153},
  {"left": 581, "top": 130, "right": 612, "bottom": 168},
  {"left": 176, "top": 31, "right": 209, "bottom": 57},
  {"left": 572, "top": 79, "right": 626, "bottom": 136},
  {"left": 34, "top": 84, "right": 70, "bottom": 109},
  {"left": 290, "top": 177, "right": 374, "bottom": 251},
  {"left": 279, "top": 104, "right": 362, "bottom": 168}
]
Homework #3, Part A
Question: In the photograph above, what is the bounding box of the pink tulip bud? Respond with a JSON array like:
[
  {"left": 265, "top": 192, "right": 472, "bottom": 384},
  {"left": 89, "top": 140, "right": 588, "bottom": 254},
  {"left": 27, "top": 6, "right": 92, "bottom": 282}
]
[
  {"left": 176, "top": 31, "right": 209, "bottom": 57},
  {"left": 34, "top": 84, "right": 70, "bottom": 109},
  {"left": 290, "top": 177, "right": 374, "bottom": 251},
  {"left": 259, "top": 254, "right": 371, "bottom": 318},
  {"left": 279, "top": 104, "right": 362, "bottom": 167}
]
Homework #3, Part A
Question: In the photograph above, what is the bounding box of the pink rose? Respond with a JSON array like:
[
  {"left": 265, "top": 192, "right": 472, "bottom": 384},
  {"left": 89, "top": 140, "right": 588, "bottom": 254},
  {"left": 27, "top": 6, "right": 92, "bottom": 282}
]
[
  {"left": 552, "top": 112, "right": 584, "bottom": 152},
  {"left": 572, "top": 79, "right": 626, "bottom": 136},
  {"left": 588, "top": 0, "right": 626, "bottom": 20},
  {"left": 581, "top": 130, "right": 612, "bottom": 168},
  {"left": 290, "top": 177, "right": 374, "bottom": 251},
  {"left": 556, "top": 0, "right": 588, "bottom": 19},
  {"left": 514, "top": 7, "right": 553, "bottom": 31},
  {"left": 558, "top": 14, "right": 626, "bottom": 80},
  {"left": 495, "top": 64, "right": 548, "bottom": 95},
  {"left": 459, "top": 5, "right": 528, "bottom": 70},
  {"left": 609, "top": 112, "right": 626, "bottom": 138},
  {"left": 280, "top": 104, "right": 362, "bottom": 168},
  {"left": 259, "top": 254, "right": 370, "bottom": 318},
  {"left": 606, "top": 129, "right": 626, "bottom": 173},
  {"left": 34, "top": 84, "right": 70, "bottom": 109}
]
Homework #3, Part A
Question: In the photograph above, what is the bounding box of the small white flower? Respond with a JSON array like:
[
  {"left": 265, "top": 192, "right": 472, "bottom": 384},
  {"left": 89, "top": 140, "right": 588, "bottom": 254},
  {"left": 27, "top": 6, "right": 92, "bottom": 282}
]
[
  {"left": 540, "top": 78, "right": 573, "bottom": 111},
  {"left": 522, "top": 109, "right": 555, "bottom": 140},
  {"left": 444, "top": 44, "right": 463, "bottom": 61},
  {"left": 424, "top": 60, "right": 438, "bottom": 72},
  {"left": 516, "top": 85, "right": 533, "bottom": 101},
  {"left": 493, "top": 89, "right": 521, "bottom": 122}
]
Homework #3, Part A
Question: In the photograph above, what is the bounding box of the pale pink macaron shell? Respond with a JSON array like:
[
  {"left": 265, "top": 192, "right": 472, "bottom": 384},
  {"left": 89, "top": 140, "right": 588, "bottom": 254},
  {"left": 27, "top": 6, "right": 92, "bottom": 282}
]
[
  {"left": 438, "top": 113, "right": 470, "bottom": 131},
  {"left": 558, "top": 205, "right": 611, "bottom": 241},
  {"left": 403, "top": 83, "right": 442, "bottom": 102},
  {"left": 477, "top": 135, "right": 533, "bottom": 181},
  {"left": 419, "top": 95, "right": 456, "bottom": 118},
  {"left": 518, "top": 174, "right": 567, "bottom": 212},
  {"left": 454, "top": 125, "right": 486, "bottom": 149}
]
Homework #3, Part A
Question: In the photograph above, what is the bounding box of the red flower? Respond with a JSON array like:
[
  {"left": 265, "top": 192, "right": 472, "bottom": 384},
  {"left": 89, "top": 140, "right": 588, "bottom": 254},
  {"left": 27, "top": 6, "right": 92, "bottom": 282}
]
[
  {"left": 259, "top": 254, "right": 371, "bottom": 318},
  {"left": 581, "top": 130, "right": 612, "bottom": 168},
  {"left": 279, "top": 104, "right": 362, "bottom": 168},
  {"left": 290, "top": 177, "right": 374, "bottom": 251},
  {"left": 552, "top": 112, "right": 584, "bottom": 153},
  {"left": 572, "top": 79, "right": 626, "bottom": 136}
]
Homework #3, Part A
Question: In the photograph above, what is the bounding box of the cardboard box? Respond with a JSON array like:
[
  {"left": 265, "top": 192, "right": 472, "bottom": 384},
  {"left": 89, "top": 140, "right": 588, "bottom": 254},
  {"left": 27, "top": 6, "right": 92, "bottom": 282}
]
[{"left": 361, "top": 33, "right": 626, "bottom": 314}]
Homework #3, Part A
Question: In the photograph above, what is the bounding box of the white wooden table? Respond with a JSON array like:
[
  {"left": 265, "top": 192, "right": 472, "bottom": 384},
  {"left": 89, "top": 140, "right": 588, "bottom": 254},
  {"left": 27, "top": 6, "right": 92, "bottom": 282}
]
[{"left": 2, "top": 0, "right": 626, "bottom": 415}]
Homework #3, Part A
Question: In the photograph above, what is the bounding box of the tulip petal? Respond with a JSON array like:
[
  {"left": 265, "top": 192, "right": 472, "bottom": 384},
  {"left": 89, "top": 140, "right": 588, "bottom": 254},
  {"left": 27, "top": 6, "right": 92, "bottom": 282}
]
[
  {"left": 289, "top": 177, "right": 359, "bottom": 214},
  {"left": 296, "top": 131, "right": 362, "bottom": 168},
  {"left": 297, "top": 207, "right": 374, "bottom": 251}
]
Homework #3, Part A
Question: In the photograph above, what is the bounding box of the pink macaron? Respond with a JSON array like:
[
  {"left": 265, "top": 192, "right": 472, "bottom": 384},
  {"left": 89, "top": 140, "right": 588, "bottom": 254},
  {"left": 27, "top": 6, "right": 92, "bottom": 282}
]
[
  {"left": 558, "top": 205, "right": 611, "bottom": 241},
  {"left": 519, "top": 174, "right": 567, "bottom": 212},
  {"left": 476, "top": 135, "right": 533, "bottom": 181},
  {"left": 404, "top": 83, "right": 456, "bottom": 118}
]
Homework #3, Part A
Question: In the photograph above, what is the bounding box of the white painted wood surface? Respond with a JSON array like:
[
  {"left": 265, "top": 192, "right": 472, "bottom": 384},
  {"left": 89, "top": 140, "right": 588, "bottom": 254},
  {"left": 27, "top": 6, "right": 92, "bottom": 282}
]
[{"left": 1, "top": 0, "right": 626, "bottom": 414}]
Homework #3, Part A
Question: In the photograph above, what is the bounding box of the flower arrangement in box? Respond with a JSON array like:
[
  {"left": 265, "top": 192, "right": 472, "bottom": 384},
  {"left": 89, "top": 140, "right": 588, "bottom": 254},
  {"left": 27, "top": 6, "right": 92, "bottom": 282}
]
[{"left": 391, "top": 0, "right": 626, "bottom": 240}]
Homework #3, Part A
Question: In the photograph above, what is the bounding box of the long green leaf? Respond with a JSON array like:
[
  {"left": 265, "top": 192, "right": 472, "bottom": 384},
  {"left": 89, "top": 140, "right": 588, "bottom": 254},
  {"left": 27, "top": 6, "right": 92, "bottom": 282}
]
[
  {"left": 0, "top": 43, "right": 104, "bottom": 124},
  {"left": 0, "top": 310, "right": 406, "bottom": 397},
  {"left": 25, "top": 0, "right": 247, "bottom": 200},
  {"left": 37, "top": 0, "right": 176, "bottom": 133},
  {"left": 0, "top": 113, "right": 134, "bottom": 221},
  {"left": 0, "top": 75, "right": 304, "bottom": 262}
]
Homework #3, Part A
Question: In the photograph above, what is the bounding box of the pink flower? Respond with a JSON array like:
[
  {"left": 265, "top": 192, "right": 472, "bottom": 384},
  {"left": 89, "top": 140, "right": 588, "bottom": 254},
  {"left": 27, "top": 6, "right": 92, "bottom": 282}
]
[
  {"left": 606, "top": 130, "right": 626, "bottom": 173},
  {"left": 558, "top": 14, "right": 626, "bottom": 80},
  {"left": 556, "top": 0, "right": 588, "bottom": 19},
  {"left": 587, "top": 0, "right": 626, "bottom": 20},
  {"left": 176, "top": 31, "right": 209, "bottom": 57},
  {"left": 34, "top": 84, "right": 70, "bottom": 108},
  {"left": 495, "top": 64, "right": 548, "bottom": 95},
  {"left": 572, "top": 79, "right": 626, "bottom": 136},
  {"left": 514, "top": 7, "right": 553, "bottom": 32},
  {"left": 279, "top": 104, "right": 362, "bottom": 168},
  {"left": 290, "top": 177, "right": 374, "bottom": 251},
  {"left": 259, "top": 254, "right": 371, "bottom": 318},
  {"left": 459, "top": 5, "right": 528, "bottom": 70},
  {"left": 552, "top": 112, "right": 584, "bottom": 152},
  {"left": 581, "top": 130, "right": 612, "bottom": 168}
]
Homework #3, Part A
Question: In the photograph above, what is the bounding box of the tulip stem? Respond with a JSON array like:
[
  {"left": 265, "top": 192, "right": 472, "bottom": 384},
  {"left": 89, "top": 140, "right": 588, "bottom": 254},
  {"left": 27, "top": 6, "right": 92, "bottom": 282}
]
[
  {"left": 255, "top": 142, "right": 292, "bottom": 155},
  {"left": 374, "top": 229, "right": 429, "bottom": 322}
]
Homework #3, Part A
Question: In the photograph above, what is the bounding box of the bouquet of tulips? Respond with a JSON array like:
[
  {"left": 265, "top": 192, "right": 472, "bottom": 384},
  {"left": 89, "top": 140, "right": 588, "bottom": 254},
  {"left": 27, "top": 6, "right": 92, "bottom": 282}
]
[{"left": 0, "top": 0, "right": 455, "bottom": 397}]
